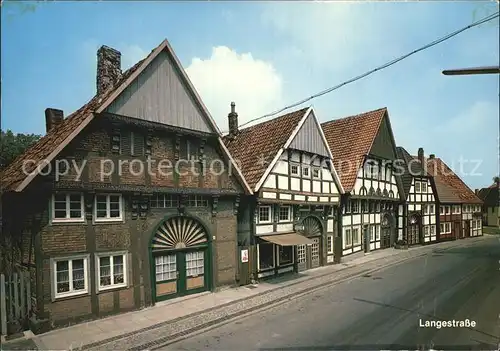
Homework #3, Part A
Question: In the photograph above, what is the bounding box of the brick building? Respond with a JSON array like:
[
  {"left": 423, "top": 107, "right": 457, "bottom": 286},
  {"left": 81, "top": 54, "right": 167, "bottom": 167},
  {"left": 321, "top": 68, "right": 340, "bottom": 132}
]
[{"left": 0, "top": 39, "right": 250, "bottom": 332}]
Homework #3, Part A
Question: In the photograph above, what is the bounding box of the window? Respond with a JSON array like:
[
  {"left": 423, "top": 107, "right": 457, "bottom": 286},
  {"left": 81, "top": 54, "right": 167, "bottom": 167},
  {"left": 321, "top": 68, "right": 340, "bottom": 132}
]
[
  {"left": 415, "top": 181, "right": 421, "bottom": 192},
  {"left": 130, "top": 131, "right": 145, "bottom": 156},
  {"left": 360, "top": 187, "right": 368, "bottom": 196},
  {"left": 445, "top": 206, "right": 450, "bottom": 214},
  {"left": 453, "top": 206, "right": 460, "bottom": 214},
  {"left": 430, "top": 225, "right": 435, "bottom": 235},
  {"left": 389, "top": 190, "right": 394, "bottom": 198},
  {"left": 423, "top": 205, "right": 428, "bottom": 214},
  {"left": 95, "top": 194, "right": 122, "bottom": 222},
  {"left": 302, "top": 166, "right": 310, "bottom": 177},
  {"left": 472, "top": 220, "right": 477, "bottom": 229},
  {"left": 345, "top": 228, "right": 352, "bottom": 247},
  {"left": 150, "top": 194, "right": 178, "bottom": 208},
  {"left": 258, "top": 206, "right": 272, "bottom": 223},
  {"left": 352, "top": 227, "right": 360, "bottom": 245},
  {"left": 430, "top": 205, "right": 435, "bottom": 214},
  {"left": 258, "top": 243, "right": 274, "bottom": 270},
  {"left": 327, "top": 236, "right": 334, "bottom": 254},
  {"left": 52, "top": 256, "right": 88, "bottom": 299},
  {"left": 186, "top": 140, "right": 199, "bottom": 161},
  {"left": 187, "top": 195, "right": 208, "bottom": 207},
  {"left": 440, "top": 223, "right": 444, "bottom": 233},
  {"left": 440, "top": 206, "right": 444, "bottom": 215},
  {"left": 376, "top": 202, "right": 381, "bottom": 213},
  {"left": 52, "top": 193, "right": 84, "bottom": 223},
  {"left": 345, "top": 200, "right": 351, "bottom": 214},
  {"left": 445, "top": 223, "right": 451, "bottom": 233},
  {"left": 278, "top": 206, "right": 292, "bottom": 222},
  {"left": 370, "top": 226, "right": 375, "bottom": 241},
  {"left": 291, "top": 164, "right": 299, "bottom": 175},
  {"left": 369, "top": 201, "right": 374, "bottom": 213},
  {"left": 351, "top": 200, "right": 359, "bottom": 213},
  {"left": 421, "top": 182, "right": 427, "bottom": 193},
  {"left": 313, "top": 168, "right": 320, "bottom": 179},
  {"left": 278, "top": 246, "right": 293, "bottom": 265},
  {"left": 361, "top": 200, "right": 368, "bottom": 213},
  {"left": 424, "top": 226, "right": 429, "bottom": 236},
  {"left": 375, "top": 225, "right": 380, "bottom": 240},
  {"left": 97, "top": 253, "right": 127, "bottom": 291}
]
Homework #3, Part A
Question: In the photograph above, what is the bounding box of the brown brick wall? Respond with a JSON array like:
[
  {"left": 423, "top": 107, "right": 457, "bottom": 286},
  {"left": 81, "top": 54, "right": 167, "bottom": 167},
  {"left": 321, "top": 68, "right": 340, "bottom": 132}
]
[
  {"left": 119, "top": 287, "right": 135, "bottom": 310},
  {"left": 95, "top": 224, "right": 131, "bottom": 251},
  {"left": 41, "top": 225, "right": 86, "bottom": 254},
  {"left": 45, "top": 295, "right": 92, "bottom": 322},
  {"left": 98, "top": 291, "right": 115, "bottom": 314}
]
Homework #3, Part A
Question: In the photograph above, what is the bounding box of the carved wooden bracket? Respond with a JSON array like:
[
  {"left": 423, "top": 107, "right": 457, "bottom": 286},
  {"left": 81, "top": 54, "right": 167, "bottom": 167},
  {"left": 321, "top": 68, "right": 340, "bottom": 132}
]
[
  {"left": 111, "top": 129, "right": 121, "bottom": 154},
  {"left": 131, "top": 196, "right": 139, "bottom": 220},
  {"left": 139, "top": 195, "right": 149, "bottom": 219},
  {"left": 84, "top": 192, "right": 95, "bottom": 220},
  {"left": 212, "top": 195, "right": 219, "bottom": 218},
  {"left": 145, "top": 129, "right": 153, "bottom": 156},
  {"left": 174, "top": 134, "right": 181, "bottom": 161},
  {"left": 234, "top": 195, "right": 240, "bottom": 215}
]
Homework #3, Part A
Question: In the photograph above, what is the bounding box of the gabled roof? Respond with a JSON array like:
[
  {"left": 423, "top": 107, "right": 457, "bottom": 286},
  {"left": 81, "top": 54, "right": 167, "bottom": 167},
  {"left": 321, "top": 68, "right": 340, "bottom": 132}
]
[
  {"left": 426, "top": 157, "right": 482, "bottom": 204},
  {"left": 395, "top": 146, "right": 428, "bottom": 198},
  {"left": 321, "top": 108, "right": 387, "bottom": 192},
  {"left": 477, "top": 183, "right": 499, "bottom": 206},
  {"left": 223, "top": 107, "right": 344, "bottom": 193},
  {"left": 1, "top": 39, "right": 252, "bottom": 194}
]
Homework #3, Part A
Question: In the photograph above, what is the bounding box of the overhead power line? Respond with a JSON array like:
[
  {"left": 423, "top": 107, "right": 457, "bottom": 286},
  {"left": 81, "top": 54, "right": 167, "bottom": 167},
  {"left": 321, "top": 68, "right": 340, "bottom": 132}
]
[{"left": 225, "top": 10, "right": 499, "bottom": 132}]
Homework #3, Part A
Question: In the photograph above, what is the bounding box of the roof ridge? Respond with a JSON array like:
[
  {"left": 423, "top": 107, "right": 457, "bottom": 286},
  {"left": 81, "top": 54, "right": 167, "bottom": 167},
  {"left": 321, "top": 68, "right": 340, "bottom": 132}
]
[
  {"left": 321, "top": 107, "right": 387, "bottom": 126},
  {"left": 235, "top": 106, "right": 309, "bottom": 134}
]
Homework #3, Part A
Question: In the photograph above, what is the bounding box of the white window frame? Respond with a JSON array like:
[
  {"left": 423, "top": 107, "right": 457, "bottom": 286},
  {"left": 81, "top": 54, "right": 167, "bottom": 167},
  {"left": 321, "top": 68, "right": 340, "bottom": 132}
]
[
  {"left": 445, "top": 222, "right": 451, "bottom": 233},
  {"left": 424, "top": 225, "right": 429, "bottom": 236},
  {"left": 421, "top": 181, "right": 427, "bottom": 192},
  {"left": 302, "top": 165, "right": 310, "bottom": 177},
  {"left": 278, "top": 206, "right": 292, "bottom": 223},
  {"left": 94, "top": 194, "right": 123, "bottom": 222},
  {"left": 430, "top": 225, "right": 435, "bottom": 235},
  {"left": 344, "top": 228, "right": 352, "bottom": 248},
  {"left": 257, "top": 243, "right": 275, "bottom": 270},
  {"left": 352, "top": 227, "right": 360, "bottom": 245},
  {"left": 327, "top": 235, "right": 334, "bottom": 254},
  {"left": 440, "top": 206, "right": 444, "bottom": 215},
  {"left": 430, "top": 205, "right": 435, "bottom": 214},
  {"left": 423, "top": 205, "right": 428, "bottom": 214},
  {"left": 258, "top": 205, "right": 272, "bottom": 224},
  {"left": 95, "top": 252, "right": 128, "bottom": 292},
  {"left": 51, "top": 193, "right": 85, "bottom": 223},
  {"left": 290, "top": 164, "right": 299, "bottom": 176},
  {"left": 472, "top": 220, "right": 476, "bottom": 229},
  {"left": 51, "top": 255, "right": 89, "bottom": 300},
  {"left": 414, "top": 181, "right": 421, "bottom": 193},
  {"left": 445, "top": 206, "right": 450, "bottom": 215}
]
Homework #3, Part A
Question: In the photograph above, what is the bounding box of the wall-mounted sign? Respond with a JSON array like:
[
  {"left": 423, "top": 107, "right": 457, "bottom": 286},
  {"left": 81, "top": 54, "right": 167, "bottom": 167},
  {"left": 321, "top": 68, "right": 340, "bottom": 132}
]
[{"left": 241, "top": 249, "right": 249, "bottom": 263}]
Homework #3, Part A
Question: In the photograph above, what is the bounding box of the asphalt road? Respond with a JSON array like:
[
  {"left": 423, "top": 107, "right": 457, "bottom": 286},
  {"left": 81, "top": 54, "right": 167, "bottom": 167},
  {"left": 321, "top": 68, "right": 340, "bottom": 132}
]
[{"left": 167, "top": 236, "right": 500, "bottom": 351}]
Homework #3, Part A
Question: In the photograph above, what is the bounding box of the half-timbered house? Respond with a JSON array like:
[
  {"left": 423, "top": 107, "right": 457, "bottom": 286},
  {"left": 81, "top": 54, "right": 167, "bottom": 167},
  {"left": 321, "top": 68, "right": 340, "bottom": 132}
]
[
  {"left": 223, "top": 106, "right": 343, "bottom": 280},
  {"left": 476, "top": 180, "right": 499, "bottom": 227},
  {"left": 395, "top": 147, "right": 438, "bottom": 245},
  {"left": 425, "top": 155, "right": 483, "bottom": 240},
  {"left": 321, "top": 108, "right": 404, "bottom": 257},
  {"left": 0, "top": 40, "right": 251, "bottom": 332}
]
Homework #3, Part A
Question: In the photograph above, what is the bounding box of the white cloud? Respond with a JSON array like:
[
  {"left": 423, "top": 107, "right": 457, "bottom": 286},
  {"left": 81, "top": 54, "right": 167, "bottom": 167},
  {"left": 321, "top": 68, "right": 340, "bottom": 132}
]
[
  {"left": 185, "top": 46, "right": 284, "bottom": 132},
  {"left": 120, "top": 45, "right": 148, "bottom": 70}
]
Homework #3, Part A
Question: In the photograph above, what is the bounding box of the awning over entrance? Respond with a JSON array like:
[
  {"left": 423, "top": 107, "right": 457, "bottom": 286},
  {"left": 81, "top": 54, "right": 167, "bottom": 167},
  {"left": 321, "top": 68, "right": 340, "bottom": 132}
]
[{"left": 260, "top": 233, "right": 314, "bottom": 246}]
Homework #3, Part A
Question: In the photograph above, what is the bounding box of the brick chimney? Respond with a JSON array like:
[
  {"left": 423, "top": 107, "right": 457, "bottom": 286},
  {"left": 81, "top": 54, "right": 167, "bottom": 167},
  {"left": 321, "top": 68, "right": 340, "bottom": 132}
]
[
  {"left": 227, "top": 102, "right": 239, "bottom": 139},
  {"left": 429, "top": 154, "right": 435, "bottom": 159},
  {"left": 45, "top": 108, "right": 64, "bottom": 133},
  {"left": 475, "top": 189, "right": 479, "bottom": 195},
  {"left": 97, "top": 45, "right": 122, "bottom": 95},
  {"left": 418, "top": 147, "right": 424, "bottom": 164}
]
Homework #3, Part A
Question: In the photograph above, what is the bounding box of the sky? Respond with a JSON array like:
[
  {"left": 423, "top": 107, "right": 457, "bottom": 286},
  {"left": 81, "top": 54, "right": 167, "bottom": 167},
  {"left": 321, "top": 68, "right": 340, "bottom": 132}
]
[{"left": 1, "top": 1, "right": 499, "bottom": 190}]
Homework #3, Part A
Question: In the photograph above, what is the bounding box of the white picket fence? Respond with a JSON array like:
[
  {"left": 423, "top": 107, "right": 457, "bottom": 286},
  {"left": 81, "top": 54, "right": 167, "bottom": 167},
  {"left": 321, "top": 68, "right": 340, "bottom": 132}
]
[{"left": 0, "top": 270, "right": 32, "bottom": 336}]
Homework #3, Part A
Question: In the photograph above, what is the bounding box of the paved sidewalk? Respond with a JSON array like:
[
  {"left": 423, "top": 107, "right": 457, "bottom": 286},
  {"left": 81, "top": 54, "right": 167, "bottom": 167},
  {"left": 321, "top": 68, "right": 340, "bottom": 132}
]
[{"left": 2, "top": 236, "right": 488, "bottom": 351}]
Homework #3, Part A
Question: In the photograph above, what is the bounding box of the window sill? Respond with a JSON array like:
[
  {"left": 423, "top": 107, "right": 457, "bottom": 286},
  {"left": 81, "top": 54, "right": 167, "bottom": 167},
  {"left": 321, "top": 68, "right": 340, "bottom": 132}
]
[
  {"left": 52, "top": 219, "right": 85, "bottom": 225},
  {"left": 53, "top": 290, "right": 89, "bottom": 301},
  {"left": 97, "top": 283, "right": 127, "bottom": 293},
  {"left": 94, "top": 218, "right": 124, "bottom": 224}
]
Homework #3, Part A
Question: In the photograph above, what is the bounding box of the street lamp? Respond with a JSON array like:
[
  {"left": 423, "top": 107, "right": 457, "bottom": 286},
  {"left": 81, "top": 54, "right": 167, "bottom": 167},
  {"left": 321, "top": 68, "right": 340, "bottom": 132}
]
[{"left": 442, "top": 65, "right": 500, "bottom": 75}]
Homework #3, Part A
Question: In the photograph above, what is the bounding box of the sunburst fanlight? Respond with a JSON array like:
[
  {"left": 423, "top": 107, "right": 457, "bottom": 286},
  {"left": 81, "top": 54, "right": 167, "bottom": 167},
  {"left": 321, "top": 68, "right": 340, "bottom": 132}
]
[
  {"left": 301, "top": 216, "right": 322, "bottom": 237},
  {"left": 410, "top": 216, "right": 418, "bottom": 225},
  {"left": 152, "top": 217, "right": 207, "bottom": 250}
]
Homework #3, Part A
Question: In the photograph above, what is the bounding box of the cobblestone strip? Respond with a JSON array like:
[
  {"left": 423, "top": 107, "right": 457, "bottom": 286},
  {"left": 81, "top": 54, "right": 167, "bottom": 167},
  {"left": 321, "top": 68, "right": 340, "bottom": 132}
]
[
  {"left": 87, "top": 251, "right": 425, "bottom": 351},
  {"left": 82, "top": 238, "right": 486, "bottom": 351}
]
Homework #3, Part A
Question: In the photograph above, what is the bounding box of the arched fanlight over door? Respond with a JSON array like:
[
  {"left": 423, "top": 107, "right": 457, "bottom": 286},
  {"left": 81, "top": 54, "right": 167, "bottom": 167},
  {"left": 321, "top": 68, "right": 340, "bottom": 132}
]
[
  {"left": 382, "top": 214, "right": 390, "bottom": 227},
  {"left": 301, "top": 216, "right": 322, "bottom": 237},
  {"left": 410, "top": 215, "right": 418, "bottom": 225},
  {"left": 152, "top": 217, "right": 207, "bottom": 251}
]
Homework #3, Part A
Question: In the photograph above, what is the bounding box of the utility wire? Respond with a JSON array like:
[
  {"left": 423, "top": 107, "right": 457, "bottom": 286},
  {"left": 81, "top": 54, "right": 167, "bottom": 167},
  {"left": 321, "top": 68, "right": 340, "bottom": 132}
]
[{"left": 225, "top": 10, "right": 499, "bottom": 132}]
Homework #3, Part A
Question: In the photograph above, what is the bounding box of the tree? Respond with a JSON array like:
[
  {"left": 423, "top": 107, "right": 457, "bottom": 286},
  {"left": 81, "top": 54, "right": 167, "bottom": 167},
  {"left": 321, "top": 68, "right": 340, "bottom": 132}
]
[{"left": 0, "top": 130, "right": 41, "bottom": 169}]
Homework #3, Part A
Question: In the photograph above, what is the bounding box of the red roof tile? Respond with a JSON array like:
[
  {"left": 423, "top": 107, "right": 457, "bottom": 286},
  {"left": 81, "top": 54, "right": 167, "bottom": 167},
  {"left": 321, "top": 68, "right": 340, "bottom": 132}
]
[
  {"left": 223, "top": 108, "right": 308, "bottom": 190},
  {"left": 321, "top": 108, "right": 387, "bottom": 192},
  {"left": 426, "top": 157, "right": 482, "bottom": 204}
]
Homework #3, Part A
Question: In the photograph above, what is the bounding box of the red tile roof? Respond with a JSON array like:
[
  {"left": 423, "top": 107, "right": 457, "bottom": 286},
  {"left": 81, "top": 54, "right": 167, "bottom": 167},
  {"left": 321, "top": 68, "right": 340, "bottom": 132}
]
[
  {"left": 321, "top": 108, "right": 387, "bottom": 192},
  {"left": 223, "top": 108, "right": 309, "bottom": 190},
  {"left": 426, "top": 157, "right": 482, "bottom": 204}
]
